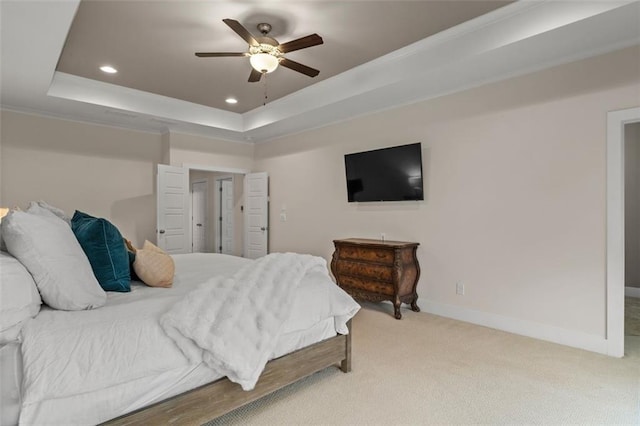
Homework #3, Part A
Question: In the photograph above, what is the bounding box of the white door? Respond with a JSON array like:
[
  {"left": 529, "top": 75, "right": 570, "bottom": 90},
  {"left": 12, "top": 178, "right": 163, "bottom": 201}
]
[
  {"left": 244, "top": 172, "right": 268, "bottom": 259},
  {"left": 191, "top": 181, "right": 207, "bottom": 253},
  {"left": 217, "top": 178, "right": 234, "bottom": 255},
  {"left": 156, "top": 164, "right": 190, "bottom": 254}
]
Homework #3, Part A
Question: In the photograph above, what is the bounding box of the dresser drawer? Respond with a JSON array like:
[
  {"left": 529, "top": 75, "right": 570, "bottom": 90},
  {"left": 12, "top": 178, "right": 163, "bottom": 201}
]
[
  {"left": 338, "top": 245, "right": 394, "bottom": 265},
  {"left": 336, "top": 260, "right": 393, "bottom": 282},
  {"left": 337, "top": 275, "right": 394, "bottom": 296}
]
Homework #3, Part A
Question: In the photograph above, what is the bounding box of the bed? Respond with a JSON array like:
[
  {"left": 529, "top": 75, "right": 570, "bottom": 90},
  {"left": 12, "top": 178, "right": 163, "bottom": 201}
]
[{"left": 0, "top": 204, "right": 360, "bottom": 426}]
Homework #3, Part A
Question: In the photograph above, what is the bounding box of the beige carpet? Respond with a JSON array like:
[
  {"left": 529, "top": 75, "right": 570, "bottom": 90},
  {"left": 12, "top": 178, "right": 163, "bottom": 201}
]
[{"left": 206, "top": 303, "right": 640, "bottom": 425}]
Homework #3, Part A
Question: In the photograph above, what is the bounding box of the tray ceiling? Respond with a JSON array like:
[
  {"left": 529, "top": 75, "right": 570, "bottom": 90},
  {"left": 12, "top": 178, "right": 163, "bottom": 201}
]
[{"left": 1, "top": 1, "right": 638, "bottom": 143}]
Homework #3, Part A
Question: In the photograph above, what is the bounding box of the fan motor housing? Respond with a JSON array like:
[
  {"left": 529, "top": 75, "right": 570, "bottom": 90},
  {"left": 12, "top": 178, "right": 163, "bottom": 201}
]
[{"left": 256, "top": 36, "right": 278, "bottom": 47}]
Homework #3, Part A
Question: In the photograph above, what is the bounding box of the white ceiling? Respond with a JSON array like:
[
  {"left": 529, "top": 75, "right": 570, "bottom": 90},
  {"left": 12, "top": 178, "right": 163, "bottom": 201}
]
[{"left": 1, "top": 1, "right": 639, "bottom": 144}]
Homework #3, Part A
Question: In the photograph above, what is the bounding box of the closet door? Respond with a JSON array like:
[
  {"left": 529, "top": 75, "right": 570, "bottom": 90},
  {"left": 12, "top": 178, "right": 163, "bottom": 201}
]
[
  {"left": 191, "top": 180, "right": 207, "bottom": 253},
  {"left": 244, "top": 172, "right": 268, "bottom": 259},
  {"left": 157, "top": 164, "right": 190, "bottom": 254}
]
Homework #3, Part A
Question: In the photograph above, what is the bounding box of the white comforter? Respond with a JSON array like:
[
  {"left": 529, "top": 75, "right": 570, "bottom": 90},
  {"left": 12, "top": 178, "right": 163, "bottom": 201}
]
[
  {"left": 161, "top": 253, "right": 327, "bottom": 390},
  {"left": 18, "top": 253, "right": 360, "bottom": 425}
]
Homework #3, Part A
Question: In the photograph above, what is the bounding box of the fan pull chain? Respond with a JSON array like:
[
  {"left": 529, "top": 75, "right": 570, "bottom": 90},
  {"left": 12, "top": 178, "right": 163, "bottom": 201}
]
[{"left": 263, "top": 72, "right": 268, "bottom": 106}]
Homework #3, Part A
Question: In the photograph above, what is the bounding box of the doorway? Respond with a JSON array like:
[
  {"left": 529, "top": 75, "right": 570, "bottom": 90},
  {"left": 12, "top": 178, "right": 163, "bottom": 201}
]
[
  {"left": 624, "top": 122, "right": 640, "bottom": 343},
  {"left": 157, "top": 164, "right": 268, "bottom": 258},
  {"left": 188, "top": 170, "right": 244, "bottom": 256},
  {"left": 606, "top": 107, "right": 640, "bottom": 357}
]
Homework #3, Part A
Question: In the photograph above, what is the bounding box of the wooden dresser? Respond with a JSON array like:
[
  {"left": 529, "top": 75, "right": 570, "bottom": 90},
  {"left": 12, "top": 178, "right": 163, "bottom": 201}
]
[{"left": 331, "top": 238, "right": 420, "bottom": 319}]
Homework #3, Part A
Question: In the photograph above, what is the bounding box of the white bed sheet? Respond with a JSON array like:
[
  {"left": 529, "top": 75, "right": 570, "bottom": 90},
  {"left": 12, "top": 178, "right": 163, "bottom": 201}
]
[
  {"left": 0, "top": 342, "right": 22, "bottom": 426},
  {"left": 16, "top": 253, "right": 358, "bottom": 426}
]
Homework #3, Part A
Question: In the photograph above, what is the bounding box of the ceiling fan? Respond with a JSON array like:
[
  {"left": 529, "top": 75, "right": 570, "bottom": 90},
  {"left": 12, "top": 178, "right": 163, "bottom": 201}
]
[{"left": 195, "top": 19, "right": 323, "bottom": 83}]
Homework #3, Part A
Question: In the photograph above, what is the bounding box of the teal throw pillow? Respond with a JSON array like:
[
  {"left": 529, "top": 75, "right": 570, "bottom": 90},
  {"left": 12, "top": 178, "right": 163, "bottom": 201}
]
[
  {"left": 127, "top": 248, "right": 140, "bottom": 282},
  {"left": 71, "top": 210, "right": 131, "bottom": 292}
]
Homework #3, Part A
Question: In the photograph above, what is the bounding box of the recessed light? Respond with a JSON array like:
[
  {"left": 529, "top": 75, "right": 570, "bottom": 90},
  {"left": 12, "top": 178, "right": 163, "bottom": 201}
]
[
  {"left": 225, "top": 97, "right": 238, "bottom": 104},
  {"left": 100, "top": 65, "right": 118, "bottom": 74}
]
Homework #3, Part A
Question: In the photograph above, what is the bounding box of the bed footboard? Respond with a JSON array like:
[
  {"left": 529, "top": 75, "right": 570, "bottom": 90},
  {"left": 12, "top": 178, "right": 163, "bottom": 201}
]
[{"left": 102, "top": 322, "right": 352, "bottom": 426}]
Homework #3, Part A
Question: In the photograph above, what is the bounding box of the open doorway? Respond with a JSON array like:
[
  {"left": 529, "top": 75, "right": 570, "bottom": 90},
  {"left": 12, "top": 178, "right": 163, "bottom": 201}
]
[
  {"left": 157, "top": 164, "right": 268, "bottom": 258},
  {"left": 189, "top": 170, "right": 244, "bottom": 256},
  {"left": 607, "top": 107, "right": 640, "bottom": 357},
  {"left": 624, "top": 122, "right": 640, "bottom": 342}
]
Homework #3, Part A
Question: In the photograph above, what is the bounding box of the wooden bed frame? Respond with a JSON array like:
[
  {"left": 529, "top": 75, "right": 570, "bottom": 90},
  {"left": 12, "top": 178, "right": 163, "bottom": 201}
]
[{"left": 102, "top": 321, "right": 352, "bottom": 426}]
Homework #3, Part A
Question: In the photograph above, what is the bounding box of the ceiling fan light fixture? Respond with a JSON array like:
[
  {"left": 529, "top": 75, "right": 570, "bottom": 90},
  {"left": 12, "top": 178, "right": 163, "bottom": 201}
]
[
  {"left": 195, "top": 19, "right": 322, "bottom": 82},
  {"left": 250, "top": 52, "right": 279, "bottom": 74}
]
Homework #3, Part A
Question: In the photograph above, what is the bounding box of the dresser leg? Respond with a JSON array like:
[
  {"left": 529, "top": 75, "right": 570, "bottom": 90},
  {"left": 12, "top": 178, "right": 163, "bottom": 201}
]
[
  {"left": 411, "top": 297, "right": 420, "bottom": 312},
  {"left": 393, "top": 298, "right": 402, "bottom": 320}
]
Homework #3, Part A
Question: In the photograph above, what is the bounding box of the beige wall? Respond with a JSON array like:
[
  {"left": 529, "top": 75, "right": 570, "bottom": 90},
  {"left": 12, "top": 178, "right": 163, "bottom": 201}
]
[
  {"left": 1, "top": 111, "right": 163, "bottom": 247},
  {"left": 625, "top": 122, "right": 640, "bottom": 287},
  {"left": 255, "top": 46, "right": 640, "bottom": 338},
  {"left": 168, "top": 132, "right": 254, "bottom": 171},
  {"left": 0, "top": 116, "right": 255, "bottom": 249}
]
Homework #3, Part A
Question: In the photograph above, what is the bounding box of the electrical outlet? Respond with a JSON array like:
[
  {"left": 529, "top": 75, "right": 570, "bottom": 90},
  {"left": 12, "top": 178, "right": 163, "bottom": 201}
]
[
  {"left": 456, "top": 282, "right": 465, "bottom": 296},
  {"left": 280, "top": 212, "right": 287, "bottom": 222}
]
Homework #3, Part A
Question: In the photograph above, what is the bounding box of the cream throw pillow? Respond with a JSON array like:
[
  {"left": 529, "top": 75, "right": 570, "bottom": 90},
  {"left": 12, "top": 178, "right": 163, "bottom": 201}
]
[{"left": 133, "top": 240, "right": 174, "bottom": 288}]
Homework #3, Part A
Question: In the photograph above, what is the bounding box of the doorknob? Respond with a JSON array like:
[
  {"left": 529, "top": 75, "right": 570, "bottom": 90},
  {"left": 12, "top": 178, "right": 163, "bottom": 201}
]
[
  {"left": 196, "top": 223, "right": 203, "bottom": 227},
  {"left": 260, "top": 227, "right": 268, "bottom": 231},
  {"left": 159, "top": 229, "right": 166, "bottom": 234}
]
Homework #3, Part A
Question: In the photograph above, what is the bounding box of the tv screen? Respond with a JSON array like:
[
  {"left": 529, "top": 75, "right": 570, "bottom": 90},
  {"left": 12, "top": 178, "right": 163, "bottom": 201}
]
[{"left": 344, "top": 142, "right": 423, "bottom": 202}]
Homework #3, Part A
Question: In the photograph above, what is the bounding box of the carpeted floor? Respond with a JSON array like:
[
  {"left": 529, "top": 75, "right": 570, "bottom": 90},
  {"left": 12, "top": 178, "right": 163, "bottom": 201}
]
[
  {"left": 205, "top": 302, "right": 640, "bottom": 425},
  {"left": 626, "top": 296, "right": 640, "bottom": 336}
]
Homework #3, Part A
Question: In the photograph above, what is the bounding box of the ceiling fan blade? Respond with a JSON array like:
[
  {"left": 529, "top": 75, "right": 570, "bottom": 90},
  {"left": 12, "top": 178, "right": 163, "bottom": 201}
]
[
  {"left": 223, "top": 18, "right": 258, "bottom": 47},
  {"left": 195, "top": 52, "right": 248, "bottom": 57},
  {"left": 278, "top": 34, "right": 323, "bottom": 53},
  {"left": 248, "top": 68, "right": 263, "bottom": 82},
  {"left": 279, "top": 58, "right": 320, "bottom": 78}
]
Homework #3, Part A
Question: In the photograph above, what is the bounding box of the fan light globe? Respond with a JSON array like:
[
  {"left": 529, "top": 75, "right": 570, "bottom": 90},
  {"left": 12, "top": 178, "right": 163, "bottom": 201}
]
[{"left": 250, "top": 53, "right": 279, "bottom": 73}]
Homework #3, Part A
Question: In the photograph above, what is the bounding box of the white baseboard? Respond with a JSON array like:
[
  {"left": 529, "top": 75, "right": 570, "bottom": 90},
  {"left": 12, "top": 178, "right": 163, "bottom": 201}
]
[
  {"left": 625, "top": 286, "right": 640, "bottom": 298},
  {"left": 422, "top": 300, "right": 609, "bottom": 356}
]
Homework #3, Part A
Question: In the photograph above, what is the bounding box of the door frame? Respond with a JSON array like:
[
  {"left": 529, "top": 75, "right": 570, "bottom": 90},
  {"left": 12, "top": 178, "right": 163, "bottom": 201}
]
[
  {"left": 606, "top": 106, "right": 640, "bottom": 358},
  {"left": 215, "top": 175, "right": 235, "bottom": 255},
  {"left": 191, "top": 179, "right": 208, "bottom": 253},
  {"left": 183, "top": 164, "right": 249, "bottom": 175}
]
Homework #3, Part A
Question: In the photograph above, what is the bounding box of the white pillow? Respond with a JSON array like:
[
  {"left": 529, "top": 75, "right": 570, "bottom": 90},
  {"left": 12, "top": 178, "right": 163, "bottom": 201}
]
[
  {"left": 0, "top": 252, "right": 41, "bottom": 343},
  {"left": 27, "top": 200, "right": 71, "bottom": 225},
  {"left": 1, "top": 210, "right": 106, "bottom": 311}
]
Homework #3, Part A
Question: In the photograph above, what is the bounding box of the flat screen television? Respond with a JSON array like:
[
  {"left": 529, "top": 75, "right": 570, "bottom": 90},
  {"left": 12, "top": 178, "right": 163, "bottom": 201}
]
[{"left": 344, "top": 142, "right": 423, "bottom": 202}]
